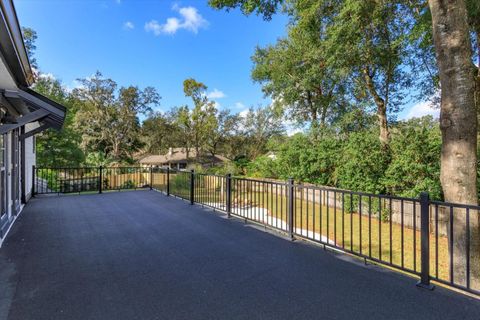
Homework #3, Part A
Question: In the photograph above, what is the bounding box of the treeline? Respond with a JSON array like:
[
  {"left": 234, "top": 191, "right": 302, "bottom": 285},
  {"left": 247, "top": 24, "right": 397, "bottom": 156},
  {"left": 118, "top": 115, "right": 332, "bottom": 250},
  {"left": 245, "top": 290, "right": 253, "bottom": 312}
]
[
  {"left": 243, "top": 114, "right": 444, "bottom": 200},
  {"left": 33, "top": 72, "right": 159, "bottom": 166},
  {"left": 141, "top": 78, "right": 284, "bottom": 161},
  {"left": 32, "top": 72, "right": 283, "bottom": 168}
]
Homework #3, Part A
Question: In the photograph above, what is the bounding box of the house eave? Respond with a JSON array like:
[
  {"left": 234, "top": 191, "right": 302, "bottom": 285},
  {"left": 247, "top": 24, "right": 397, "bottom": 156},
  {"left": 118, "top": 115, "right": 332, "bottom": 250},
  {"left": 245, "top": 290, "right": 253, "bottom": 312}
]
[{"left": 0, "top": 0, "right": 34, "bottom": 88}]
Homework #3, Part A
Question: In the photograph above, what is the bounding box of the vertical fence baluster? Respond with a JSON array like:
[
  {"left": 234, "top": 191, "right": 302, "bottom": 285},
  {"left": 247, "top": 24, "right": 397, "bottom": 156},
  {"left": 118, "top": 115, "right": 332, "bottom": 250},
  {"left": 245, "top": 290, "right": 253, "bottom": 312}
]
[
  {"left": 449, "top": 206, "right": 454, "bottom": 284},
  {"left": 226, "top": 174, "right": 231, "bottom": 217},
  {"left": 32, "top": 165, "right": 35, "bottom": 197},
  {"left": 99, "top": 166, "right": 103, "bottom": 194},
  {"left": 166, "top": 167, "right": 170, "bottom": 196},
  {"left": 401, "top": 200, "right": 404, "bottom": 268},
  {"left": 342, "top": 192, "right": 345, "bottom": 249},
  {"left": 288, "top": 178, "right": 294, "bottom": 240},
  {"left": 368, "top": 195, "right": 372, "bottom": 258},
  {"left": 379, "top": 196, "right": 382, "bottom": 260},
  {"left": 334, "top": 191, "right": 337, "bottom": 246},
  {"left": 359, "top": 195, "right": 362, "bottom": 255},
  {"left": 417, "top": 192, "right": 434, "bottom": 290},
  {"left": 389, "top": 198, "right": 393, "bottom": 264},
  {"left": 466, "top": 208, "right": 470, "bottom": 289},
  {"left": 326, "top": 190, "right": 329, "bottom": 244},
  {"left": 435, "top": 204, "right": 438, "bottom": 279},
  {"left": 150, "top": 166, "right": 153, "bottom": 190},
  {"left": 190, "top": 170, "right": 194, "bottom": 205},
  {"left": 350, "top": 193, "right": 353, "bottom": 252}
]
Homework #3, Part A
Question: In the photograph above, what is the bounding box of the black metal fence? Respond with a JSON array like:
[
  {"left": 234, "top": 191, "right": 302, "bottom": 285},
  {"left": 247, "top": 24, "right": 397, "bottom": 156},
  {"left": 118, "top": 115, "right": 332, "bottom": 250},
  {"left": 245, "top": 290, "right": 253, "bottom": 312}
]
[
  {"left": 34, "top": 166, "right": 152, "bottom": 194},
  {"left": 32, "top": 166, "right": 480, "bottom": 296}
]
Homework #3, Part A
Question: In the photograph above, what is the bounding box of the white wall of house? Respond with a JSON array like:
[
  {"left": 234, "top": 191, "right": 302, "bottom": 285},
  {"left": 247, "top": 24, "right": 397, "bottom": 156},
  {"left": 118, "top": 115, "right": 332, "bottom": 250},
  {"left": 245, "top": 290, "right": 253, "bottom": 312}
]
[{"left": 24, "top": 123, "right": 38, "bottom": 201}]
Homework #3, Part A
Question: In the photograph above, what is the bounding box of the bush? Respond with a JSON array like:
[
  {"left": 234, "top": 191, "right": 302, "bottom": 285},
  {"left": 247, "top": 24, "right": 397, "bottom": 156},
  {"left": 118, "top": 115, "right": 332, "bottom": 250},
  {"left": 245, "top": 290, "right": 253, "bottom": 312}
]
[
  {"left": 382, "top": 116, "right": 442, "bottom": 200},
  {"left": 121, "top": 179, "right": 135, "bottom": 189},
  {"left": 246, "top": 155, "right": 278, "bottom": 178},
  {"left": 275, "top": 132, "right": 341, "bottom": 185},
  {"left": 335, "top": 129, "right": 389, "bottom": 194}
]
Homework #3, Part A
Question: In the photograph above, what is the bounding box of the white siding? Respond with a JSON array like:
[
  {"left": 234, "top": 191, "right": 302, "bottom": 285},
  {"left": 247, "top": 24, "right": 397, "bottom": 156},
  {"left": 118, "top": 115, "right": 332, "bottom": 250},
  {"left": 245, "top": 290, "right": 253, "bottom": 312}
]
[{"left": 24, "top": 123, "right": 38, "bottom": 201}]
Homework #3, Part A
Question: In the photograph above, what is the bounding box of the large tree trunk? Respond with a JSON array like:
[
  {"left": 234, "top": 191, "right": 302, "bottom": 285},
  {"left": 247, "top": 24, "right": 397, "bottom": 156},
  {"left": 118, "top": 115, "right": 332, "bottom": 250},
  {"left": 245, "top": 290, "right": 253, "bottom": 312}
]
[
  {"left": 363, "top": 68, "right": 390, "bottom": 146},
  {"left": 429, "top": 0, "right": 479, "bottom": 289}
]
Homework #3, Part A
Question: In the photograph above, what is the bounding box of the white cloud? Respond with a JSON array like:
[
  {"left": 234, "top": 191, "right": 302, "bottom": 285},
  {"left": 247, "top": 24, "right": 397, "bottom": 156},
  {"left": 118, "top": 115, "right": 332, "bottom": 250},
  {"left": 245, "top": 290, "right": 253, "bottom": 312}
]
[
  {"left": 145, "top": 6, "right": 208, "bottom": 36},
  {"left": 145, "top": 20, "right": 162, "bottom": 35},
  {"left": 123, "top": 21, "right": 134, "bottom": 30},
  {"left": 65, "top": 79, "right": 85, "bottom": 93},
  {"left": 404, "top": 100, "right": 440, "bottom": 120},
  {"left": 206, "top": 89, "right": 226, "bottom": 99},
  {"left": 38, "top": 72, "right": 56, "bottom": 80},
  {"left": 234, "top": 102, "right": 246, "bottom": 109},
  {"left": 239, "top": 109, "right": 250, "bottom": 118}
]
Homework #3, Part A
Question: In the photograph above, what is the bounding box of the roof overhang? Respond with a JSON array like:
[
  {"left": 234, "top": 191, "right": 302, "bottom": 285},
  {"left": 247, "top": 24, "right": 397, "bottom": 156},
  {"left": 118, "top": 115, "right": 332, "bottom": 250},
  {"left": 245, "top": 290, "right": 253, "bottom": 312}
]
[
  {"left": 0, "top": 0, "right": 34, "bottom": 87},
  {"left": 0, "top": 88, "right": 66, "bottom": 134}
]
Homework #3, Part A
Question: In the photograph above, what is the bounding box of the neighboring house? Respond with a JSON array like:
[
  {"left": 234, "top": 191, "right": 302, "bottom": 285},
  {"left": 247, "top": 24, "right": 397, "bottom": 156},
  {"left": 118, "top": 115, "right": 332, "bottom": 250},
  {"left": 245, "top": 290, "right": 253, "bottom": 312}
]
[
  {"left": 0, "top": 0, "right": 66, "bottom": 245},
  {"left": 139, "top": 147, "right": 228, "bottom": 170}
]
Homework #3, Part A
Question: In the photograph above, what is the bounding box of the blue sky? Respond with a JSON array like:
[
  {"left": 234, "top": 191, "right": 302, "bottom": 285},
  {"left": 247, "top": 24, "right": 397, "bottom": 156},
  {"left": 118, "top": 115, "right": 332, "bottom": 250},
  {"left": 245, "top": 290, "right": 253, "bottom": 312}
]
[
  {"left": 15, "top": 0, "right": 436, "bottom": 121},
  {"left": 15, "top": 0, "right": 288, "bottom": 114}
]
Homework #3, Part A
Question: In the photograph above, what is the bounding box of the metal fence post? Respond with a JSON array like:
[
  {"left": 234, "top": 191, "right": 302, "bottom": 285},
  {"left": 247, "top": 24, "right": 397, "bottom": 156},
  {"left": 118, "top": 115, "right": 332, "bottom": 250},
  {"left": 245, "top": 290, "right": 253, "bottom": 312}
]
[
  {"left": 149, "top": 165, "right": 153, "bottom": 190},
  {"left": 288, "top": 178, "right": 295, "bottom": 241},
  {"left": 417, "top": 192, "right": 434, "bottom": 290},
  {"left": 98, "top": 166, "right": 103, "bottom": 194},
  {"left": 190, "top": 169, "right": 195, "bottom": 205},
  {"left": 166, "top": 167, "right": 170, "bottom": 196},
  {"left": 31, "top": 165, "right": 35, "bottom": 197},
  {"left": 226, "top": 173, "right": 232, "bottom": 217}
]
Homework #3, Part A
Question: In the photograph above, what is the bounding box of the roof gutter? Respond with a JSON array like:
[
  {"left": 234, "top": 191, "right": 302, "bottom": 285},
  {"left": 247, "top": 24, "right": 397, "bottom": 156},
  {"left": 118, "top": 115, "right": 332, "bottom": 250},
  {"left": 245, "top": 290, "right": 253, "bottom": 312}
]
[{"left": 0, "top": 0, "right": 34, "bottom": 87}]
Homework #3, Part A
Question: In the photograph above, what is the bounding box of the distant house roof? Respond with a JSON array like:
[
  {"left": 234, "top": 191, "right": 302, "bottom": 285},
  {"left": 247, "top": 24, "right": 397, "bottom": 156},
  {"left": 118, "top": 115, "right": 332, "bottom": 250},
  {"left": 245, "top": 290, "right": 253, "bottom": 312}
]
[{"left": 139, "top": 148, "right": 229, "bottom": 165}]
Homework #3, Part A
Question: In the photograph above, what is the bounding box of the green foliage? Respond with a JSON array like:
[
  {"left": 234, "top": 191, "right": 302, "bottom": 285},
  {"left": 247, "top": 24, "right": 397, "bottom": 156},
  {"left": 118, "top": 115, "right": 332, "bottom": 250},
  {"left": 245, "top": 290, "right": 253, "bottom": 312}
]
[
  {"left": 33, "top": 76, "right": 85, "bottom": 167},
  {"left": 22, "top": 27, "right": 38, "bottom": 69},
  {"left": 274, "top": 132, "right": 340, "bottom": 185},
  {"left": 170, "top": 173, "right": 190, "bottom": 194},
  {"left": 335, "top": 128, "right": 389, "bottom": 194},
  {"left": 84, "top": 152, "right": 113, "bottom": 167},
  {"left": 121, "top": 180, "right": 135, "bottom": 189},
  {"left": 382, "top": 116, "right": 442, "bottom": 199},
  {"left": 246, "top": 155, "right": 278, "bottom": 178},
  {"left": 72, "top": 71, "right": 161, "bottom": 162},
  {"left": 208, "top": 0, "right": 283, "bottom": 20}
]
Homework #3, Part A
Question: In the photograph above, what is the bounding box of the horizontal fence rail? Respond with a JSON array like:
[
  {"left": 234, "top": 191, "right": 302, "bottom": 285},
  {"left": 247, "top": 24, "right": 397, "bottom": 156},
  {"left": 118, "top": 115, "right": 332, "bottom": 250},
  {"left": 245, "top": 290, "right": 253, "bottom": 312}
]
[{"left": 32, "top": 166, "right": 480, "bottom": 296}]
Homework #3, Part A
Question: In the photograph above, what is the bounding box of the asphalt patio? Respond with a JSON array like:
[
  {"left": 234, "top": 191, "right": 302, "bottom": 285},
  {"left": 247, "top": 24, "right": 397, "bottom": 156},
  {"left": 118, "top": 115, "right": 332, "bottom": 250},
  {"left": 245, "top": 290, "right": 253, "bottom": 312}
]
[{"left": 0, "top": 190, "right": 479, "bottom": 320}]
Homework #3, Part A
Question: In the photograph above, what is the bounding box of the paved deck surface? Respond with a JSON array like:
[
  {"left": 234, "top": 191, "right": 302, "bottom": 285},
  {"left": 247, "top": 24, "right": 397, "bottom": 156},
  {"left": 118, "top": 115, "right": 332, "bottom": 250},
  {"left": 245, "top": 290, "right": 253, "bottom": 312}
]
[{"left": 0, "top": 190, "right": 479, "bottom": 320}]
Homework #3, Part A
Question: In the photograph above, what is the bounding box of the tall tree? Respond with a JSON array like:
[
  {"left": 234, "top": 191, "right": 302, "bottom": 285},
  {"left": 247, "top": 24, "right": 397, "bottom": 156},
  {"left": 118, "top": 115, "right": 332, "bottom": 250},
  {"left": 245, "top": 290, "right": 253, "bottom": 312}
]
[
  {"left": 322, "top": 0, "right": 413, "bottom": 146},
  {"left": 428, "top": 0, "right": 479, "bottom": 286},
  {"left": 21, "top": 27, "right": 38, "bottom": 69},
  {"left": 73, "top": 72, "right": 160, "bottom": 161},
  {"left": 252, "top": 32, "right": 347, "bottom": 129},
  {"left": 141, "top": 112, "right": 179, "bottom": 154},
  {"left": 33, "top": 76, "right": 84, "bottom": 167},
  {"left": 182, "top": 78, "right": 218, "bottom": 160},
  {"left": 212, "top": 0, "right": 414, "bottom": 147},
  {"left": 238, "top": 106, "right": 285, "bottom": 159},
  {"left": 206, "top": 109, "right": 239, "bottom": 157}
]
